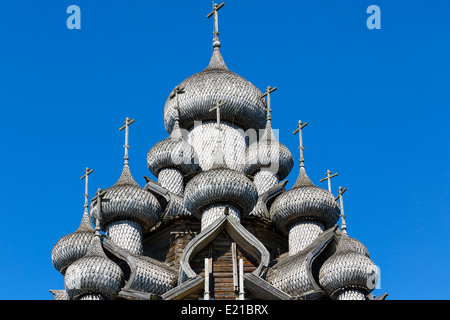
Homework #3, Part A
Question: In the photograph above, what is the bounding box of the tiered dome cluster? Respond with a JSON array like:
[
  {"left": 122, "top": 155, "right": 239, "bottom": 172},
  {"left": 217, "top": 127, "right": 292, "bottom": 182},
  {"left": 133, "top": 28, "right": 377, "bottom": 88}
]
[
  {"left": 51, "top": 117, "right": 176, "bottom": 299},
  {"left": 50, "top": 3, "right": 382, "bottom": 301}
]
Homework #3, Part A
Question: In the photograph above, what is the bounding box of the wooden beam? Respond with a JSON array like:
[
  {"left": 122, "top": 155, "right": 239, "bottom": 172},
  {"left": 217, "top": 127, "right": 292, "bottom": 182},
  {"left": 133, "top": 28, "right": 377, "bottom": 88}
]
[
  {"left": 161, "top": 275, "right": 204, "bottom": 300},
  {"left": 238, "top": 259, "right": 245, "bottom": 300},
  {"left": 118, "top": 289, "right": 161, "bottom": 300},
  {"left": 232, "top": 242, "right": 238, "bottom": 291},
  {"left": 204, "top": 258, "right": 210, "bottom": 300},
  {"left": 243, "top": 273, "right": 291, "bottom": 300}
]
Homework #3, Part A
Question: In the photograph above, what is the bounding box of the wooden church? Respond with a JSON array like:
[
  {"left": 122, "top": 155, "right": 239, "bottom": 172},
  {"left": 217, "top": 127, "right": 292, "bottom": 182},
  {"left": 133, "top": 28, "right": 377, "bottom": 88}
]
[{"left": 50, "top": 2, "right": 387, "bottom": 301}]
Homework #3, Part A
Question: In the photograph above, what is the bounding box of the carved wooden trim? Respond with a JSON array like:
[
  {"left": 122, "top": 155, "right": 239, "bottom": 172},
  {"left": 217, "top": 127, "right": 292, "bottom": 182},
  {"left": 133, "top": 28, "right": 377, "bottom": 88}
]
[{"left": 179, "top": 215, "right": 270, "bottom": 282}]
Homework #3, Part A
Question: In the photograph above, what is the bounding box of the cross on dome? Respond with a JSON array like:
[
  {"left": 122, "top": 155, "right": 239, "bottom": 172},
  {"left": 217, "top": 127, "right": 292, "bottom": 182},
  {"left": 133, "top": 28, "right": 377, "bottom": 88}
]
[
  {"left": 293, "top": 120, "right": 308, "bottom": 168},
  {"left": 262, "top": 86, "right": 277, "bottom": 121},
  {"left": 320, "top": 169, "right": 339, "bottom": 193},
  {"left": 91, "top": 188, "right": 107, "bottom": 235},
  {"left": 169, "top": 86, "right": 186, "bottom": 140},
  {"left": 209, "top": 99, "right": 227, "bottom": 131},
  {"left": 169, "top": 86, "right": 185, "bottom": 118},
  {"left": 209, "top": 99, "right": 227, "bottom": 167},
  {"left": 207, "top": 2, "right": 225, "bottom": 47},
  {"left": 80, "top": 167, "right": 94, "bottom": 211},
  {"left": 335, "top": 186, "right": 348, "bottom": 234},
  {"left": 119, "top": 117, "right": 135, "bottom": 164}
]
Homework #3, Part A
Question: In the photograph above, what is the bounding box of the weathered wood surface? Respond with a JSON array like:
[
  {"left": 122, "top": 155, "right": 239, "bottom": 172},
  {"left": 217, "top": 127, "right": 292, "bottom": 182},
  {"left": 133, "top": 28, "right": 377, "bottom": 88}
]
[
  {"left": 141, "top": 216, "right": 290, "bottom": 300},
  {"left": 161, "top": 275, "right": 204, "bottom": 300},
  {"left": 244, "top": 273, "right": 291, "bottom": 300},
  {"left": 118, "top": 289, "right": 161, "bottom": 300}
]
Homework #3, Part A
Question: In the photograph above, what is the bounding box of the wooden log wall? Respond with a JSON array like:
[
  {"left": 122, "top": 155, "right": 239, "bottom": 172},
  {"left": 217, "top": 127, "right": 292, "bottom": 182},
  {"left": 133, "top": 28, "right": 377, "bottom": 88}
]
[{"left": 187, "top": 229, "right": 260, "bottom": 300}]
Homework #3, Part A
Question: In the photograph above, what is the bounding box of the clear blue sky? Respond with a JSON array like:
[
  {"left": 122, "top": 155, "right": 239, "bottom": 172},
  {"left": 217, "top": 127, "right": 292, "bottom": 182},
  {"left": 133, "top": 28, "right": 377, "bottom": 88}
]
[{"left": 0, "top": 0, "right": 448, "bottom": 300}]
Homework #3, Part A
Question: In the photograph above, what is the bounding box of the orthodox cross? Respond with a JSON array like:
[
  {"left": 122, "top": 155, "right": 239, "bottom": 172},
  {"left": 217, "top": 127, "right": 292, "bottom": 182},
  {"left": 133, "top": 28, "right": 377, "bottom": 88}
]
[
  {"left": 209, "top": 99, "right": 227, "bottom": 131},
  {"left": 80, "top": 167, "right": 94, "bottom": 210},
  {"left": 261, "top": 86, "right": 277, "bottom": 120},
  {"left": 293, "top": 120, "right": 308, "bottom": 168},
  {"left": 119, "top": 117, "right": 135, "bottom": 164},
  {"left": 335, "top": 186, "right": 348, "bottom": 234},
  {"left": 169, "top": 86, "right": 185, "bottom": 120},
  {"left": 207, "top": 2, "right": 225, "bottom": 39},
  {"left": 320, "top": 169, "right": 339, "bottom": 193},
  {"left": 91, "top": 188, "right": 107, "bottom": 234}
]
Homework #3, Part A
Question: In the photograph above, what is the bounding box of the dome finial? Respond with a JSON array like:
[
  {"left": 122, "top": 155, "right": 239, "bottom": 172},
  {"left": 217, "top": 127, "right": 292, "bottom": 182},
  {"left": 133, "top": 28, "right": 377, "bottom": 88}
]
[
  {"left": 293, "top": 120, "right": 308, "bottom": 168},
  {"left": 80, "top": 167, "right": 94, "bottom": 212},
  {"left": 119, "top": 117, "right": 135, "bottom": 165},
  {"left": 320, "top": 169, "right": 339, "bottom": 193},
  {"left": 262, "top": 86, "right": 277, "bottom": 121},
  {"left": 207, "top": 2, "right": 225, "bottom": 48},
  {"left": 335, "top": 186, "right": 348, "bottom": 234}
]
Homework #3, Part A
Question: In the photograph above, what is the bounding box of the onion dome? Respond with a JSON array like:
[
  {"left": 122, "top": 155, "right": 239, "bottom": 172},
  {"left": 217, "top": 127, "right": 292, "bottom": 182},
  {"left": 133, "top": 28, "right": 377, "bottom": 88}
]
[
  {"left": 64, "top": 233, "right": 124, "bottom": 300},
  {"left": 244, "top": 117, "right": 294, "bottom": 181},
  {"left": 184, "top": 167, "right": 258, "bottom": 218},
  {"left": 319, "top": 234, "right": 379, "bottom": 299},
  {"left": 163, "top": 45, "right": 267, "bottom": 134},
  {"left": 147, "top": 103, "right": 199, "bottom": 177},
  {"left": 90, "top": 163, "right": 161, "bottom": 231},
  {"left": 51, "top": 209, "right": 94, "bottom": 275},
  {"left": 91, "top": 118, "right": 162, "bottom": 231},
  {"left": 270, "top": 167, "right": 341, "bottom": 235},
  {"left": 270, "top": 120, "right": 340, "bottom": 234}
]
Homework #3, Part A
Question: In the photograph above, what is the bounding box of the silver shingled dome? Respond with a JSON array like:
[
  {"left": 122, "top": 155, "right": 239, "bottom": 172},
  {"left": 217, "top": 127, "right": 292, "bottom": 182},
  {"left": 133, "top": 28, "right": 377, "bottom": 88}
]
[
  {"left": 90, "top": 164, "right": 161, "bottom": 231},
  {"left": 64, "top": 235, "right": 124, "bottom": 300},
  {"left": 147, "top": 121, "right": 199, "bottom": 177},
  {"left": 164, "top": 47, "right": 267, "bottom": 134},
  {"left": 270, "top": 167, "right": 341, "bottom": 235},
  {"left": 184, "top": 167, "right": 258, "bottom": 218},
  {"left": 244, "top": 119, "right": 294, "bottom": 180},
  {"left": 319, "top": 234, "right": 379, "bottom": 298}
]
